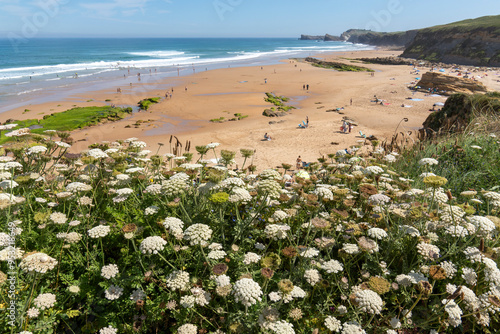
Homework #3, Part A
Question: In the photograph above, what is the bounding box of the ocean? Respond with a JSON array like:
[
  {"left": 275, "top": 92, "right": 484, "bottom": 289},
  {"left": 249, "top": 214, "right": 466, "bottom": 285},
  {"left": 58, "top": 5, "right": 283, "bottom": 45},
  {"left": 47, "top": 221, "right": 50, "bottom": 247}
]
[{"left": 0, "top": 38, "right": 373, "bottom": 113}]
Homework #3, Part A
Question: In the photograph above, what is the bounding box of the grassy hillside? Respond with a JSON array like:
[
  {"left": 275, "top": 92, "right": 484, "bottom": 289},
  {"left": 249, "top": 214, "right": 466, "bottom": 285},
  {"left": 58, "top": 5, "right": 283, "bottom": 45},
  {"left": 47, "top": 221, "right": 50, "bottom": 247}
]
[{"left": 423, "top": 15, "right": 500, "bottom": 34}]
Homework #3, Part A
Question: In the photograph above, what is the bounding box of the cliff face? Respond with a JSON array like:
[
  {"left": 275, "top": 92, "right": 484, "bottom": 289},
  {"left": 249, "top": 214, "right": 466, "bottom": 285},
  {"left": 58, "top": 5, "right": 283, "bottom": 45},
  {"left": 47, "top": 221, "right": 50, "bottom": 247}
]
[
  {"left": 340, "top": 29, "right": 417, "bottom": 47},
  {"left": 300, "top": 34, "right": 343, "bottom": 41},
  {"left": 422, "top": 92, "right": 500, "bottom": 132},
  {"left": 324, "top": 34, "right": 343, "bottom": 42},
  {"left": 301, "top": 15, "right": 500, "bottom": 66},
  {"left": 416, "top": 72, "right": 488, "bottom": 96},
  {"left": 402, "top": 16, "right": 500, "bottom": 66},
  {"left": 300, "top": 35, "right": 324, "bottom": 40},
  {"left": 300, "top": 30, "right": 415, "bottom": 46}
]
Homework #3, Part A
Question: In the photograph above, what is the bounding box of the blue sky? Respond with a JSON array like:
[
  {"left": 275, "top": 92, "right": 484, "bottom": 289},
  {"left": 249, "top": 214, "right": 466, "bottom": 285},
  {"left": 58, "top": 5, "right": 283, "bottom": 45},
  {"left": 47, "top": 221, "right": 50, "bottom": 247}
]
[{"left": 0, "top": 0, "right": 499, "bottom": 38}]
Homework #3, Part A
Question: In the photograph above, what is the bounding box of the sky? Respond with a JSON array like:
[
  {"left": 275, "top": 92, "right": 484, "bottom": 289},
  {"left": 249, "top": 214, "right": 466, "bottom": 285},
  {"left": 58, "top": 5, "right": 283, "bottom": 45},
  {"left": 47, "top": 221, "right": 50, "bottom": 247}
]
[{"left": 0, "top": 0, "right": 499, "bottom": 38}]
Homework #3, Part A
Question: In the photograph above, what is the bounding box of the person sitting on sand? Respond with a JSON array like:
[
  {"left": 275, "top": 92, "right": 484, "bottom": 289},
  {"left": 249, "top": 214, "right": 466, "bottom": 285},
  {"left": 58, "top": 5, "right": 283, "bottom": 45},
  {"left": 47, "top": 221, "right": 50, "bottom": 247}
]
[{"left": 264, "top": 133, "right": 272, "bottom": 141}]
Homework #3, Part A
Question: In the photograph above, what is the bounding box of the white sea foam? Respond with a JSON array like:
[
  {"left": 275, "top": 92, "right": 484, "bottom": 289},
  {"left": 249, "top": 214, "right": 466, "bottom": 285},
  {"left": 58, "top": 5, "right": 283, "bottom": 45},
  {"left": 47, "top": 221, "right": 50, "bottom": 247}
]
[
  {"left": 17, "top": 88, "right": 42, "bottom": 95},
  {"left": 126, "top": 51, "right": 186, "bottom": 57},
  {"left": 0, "top": 43, "right": 373, "bottom": 83}
]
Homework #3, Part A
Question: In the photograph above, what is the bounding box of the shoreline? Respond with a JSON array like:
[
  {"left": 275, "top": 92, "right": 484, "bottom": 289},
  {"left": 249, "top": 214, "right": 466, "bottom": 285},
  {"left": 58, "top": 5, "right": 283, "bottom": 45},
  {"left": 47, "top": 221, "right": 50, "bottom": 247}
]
[
  {"left": 1, "top": 49, "right": 499, "bottom": 169},
  {"left": 0, "top": 40, "right": 375, "bottom": 115}
]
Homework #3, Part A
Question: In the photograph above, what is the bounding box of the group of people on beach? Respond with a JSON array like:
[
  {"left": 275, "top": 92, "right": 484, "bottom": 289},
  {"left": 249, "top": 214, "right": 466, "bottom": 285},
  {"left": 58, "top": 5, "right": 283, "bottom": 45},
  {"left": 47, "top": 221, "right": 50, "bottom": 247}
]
[
  {"left": 341, "top": 120, "right": 352, "bottom": 133},
  {"left": 165, "top": 88, "right": 174, "bottom": 99}
]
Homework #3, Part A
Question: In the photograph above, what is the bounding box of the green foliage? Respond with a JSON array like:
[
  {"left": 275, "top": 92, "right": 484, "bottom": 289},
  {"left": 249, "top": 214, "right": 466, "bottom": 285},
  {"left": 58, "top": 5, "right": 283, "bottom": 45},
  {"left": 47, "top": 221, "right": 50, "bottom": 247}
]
[
  {"left": 209, "top": 117, "right": 225, "bottom": 123},
  {"left": 138, "top": 97, "right": 161, "bottom": 110},
  {"left": 310, "top": 62, "right": 374, "bottom": 72},
  {"left": 391, "top": 133, "right": 500, "bottom": 196},
  {"left": 264, "top": 93, "right": 296, "bottom": 113},
  {"left": 305, "top": 57, "right": 374, "bottom": 72},
  {"left": 423, "top": 14, "right": 500, "bottom": 35},
  {"left": 1, "top": 119, "right": 500, "bottom": 333}
]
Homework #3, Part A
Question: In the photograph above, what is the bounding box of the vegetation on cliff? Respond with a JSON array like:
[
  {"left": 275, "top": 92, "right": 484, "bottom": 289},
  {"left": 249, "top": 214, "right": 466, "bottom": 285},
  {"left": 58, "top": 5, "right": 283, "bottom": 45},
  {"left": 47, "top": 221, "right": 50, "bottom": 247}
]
[{"left": 423, "top": 92, "right": 500, "bottom": 132}]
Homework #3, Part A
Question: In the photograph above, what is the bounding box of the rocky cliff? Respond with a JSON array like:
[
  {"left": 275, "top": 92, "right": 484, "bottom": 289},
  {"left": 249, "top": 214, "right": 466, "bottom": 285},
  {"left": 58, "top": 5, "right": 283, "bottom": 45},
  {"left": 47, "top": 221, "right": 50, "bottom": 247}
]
[
  {"left": 416, "top": 72, "right": 488, "bottom": 96},
  {"left": 300, "top": 34, "right": 344, "bottom": 41},
  {"left": 422, "top": 92, "right": 500, "bottom": 132},
  {"left": 301, "top": 15, "right": 500, "bottom": 66},
  {"left": 300, "top": 30, "right": 415, "bottom": 46},
  {"left": 402, "top": 15, "right": 500, "bottom": 66},
  {"left": 340, "top": 29, "right": 417, "bottom": 47},
  {"left": 324, "top": 34, "right": 343, "bottom": 42},
  {"left": 300, "top": 35, "right": 324, "bottom": 40}
]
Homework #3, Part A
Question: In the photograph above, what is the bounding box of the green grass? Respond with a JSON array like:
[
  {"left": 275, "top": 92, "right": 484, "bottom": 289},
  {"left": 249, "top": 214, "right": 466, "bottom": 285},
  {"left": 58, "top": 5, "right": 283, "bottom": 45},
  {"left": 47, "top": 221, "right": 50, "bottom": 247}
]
[
  {"left": 0, "top": 106, "right": 132, "bottom": 144},
  {"left": 264, "top": 93, "right": 296, "bottom": 112},
  {"left": 390, "top": 92, "right": 500, "bottom": 196},
  {"left": 310, "top": 62, "right": 374, "bottom": 72},
  {"left": 209, "top": 117, "right": 225, "bottom": 123},
  {"left": 138, "top": 97, "right": 161, "bottom": 110},
  {"left": 423, "top": 15, "right": 500, "bottom": 34},
  {"left": 305, "top": 57, "right": 374, "bottom": 72},
  {"left": 391, "top": 132, "right": 500, "bottom": 198}
]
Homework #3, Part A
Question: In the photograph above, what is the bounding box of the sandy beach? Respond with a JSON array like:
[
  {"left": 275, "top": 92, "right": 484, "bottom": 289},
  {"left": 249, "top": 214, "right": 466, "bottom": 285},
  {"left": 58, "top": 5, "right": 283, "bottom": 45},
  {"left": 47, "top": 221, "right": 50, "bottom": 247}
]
[{"left": 2, "top": 49, "right": 499, "bottom": 169}]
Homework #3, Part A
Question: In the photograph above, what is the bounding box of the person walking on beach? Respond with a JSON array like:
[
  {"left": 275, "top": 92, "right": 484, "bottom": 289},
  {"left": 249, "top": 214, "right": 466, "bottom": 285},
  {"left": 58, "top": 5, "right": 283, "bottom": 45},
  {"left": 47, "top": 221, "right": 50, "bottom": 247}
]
[
  {"left": 306, "top": 116, "right": 309, "bottom": 127},
  {"left": 350, "top": 98, "right": 352, "bottom": 106},
  {"left": 342, "top": 120, "right": 348, "bottom": 133},
  {"left": 306, "top": 84, "right": 309, "bottom": 90},
  {"left": 303, "top": 84, "right": 305, "bottom": 90},
  {"left": 348, "top": 123, "right": 353, "bottom": 133},
  {"left": 296, "top": 156, "right": 302, "bottom": 170}
]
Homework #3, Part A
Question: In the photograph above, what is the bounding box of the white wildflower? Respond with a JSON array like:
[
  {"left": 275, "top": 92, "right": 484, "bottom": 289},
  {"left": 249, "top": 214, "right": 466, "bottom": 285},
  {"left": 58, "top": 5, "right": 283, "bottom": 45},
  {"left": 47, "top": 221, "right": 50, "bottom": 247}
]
[
  {"left": 243, "top": 252, "right": 261, "bottom": 265},
  {"left": 88, "top": 225, "right": 111, "bottom": 238},
  {"left": 104, "top": 285, "right": 123, "bottom": 300},
  {"left": 355, "top": 289, "right": 383, "bottom": 314},
  {"left": 184, "top": 224, "right": 212, "bottom": 246},
  {"left": 232, "top": 278, "right": 262, "bottom": 307},
  {"left": 33, "top": 293, "right": 56, "bottom": 310},
  {"left": 140, "top": 236, "right": 167, "bottom": 254},
  {"left": 166, "top": 270, "right": 190, "bottom": 291},
  {"left": 20, "top": 252, "right": 57, "bottom": 274},
  {"left": 101, "top": 264, "right": 119, "bottom": 279}
]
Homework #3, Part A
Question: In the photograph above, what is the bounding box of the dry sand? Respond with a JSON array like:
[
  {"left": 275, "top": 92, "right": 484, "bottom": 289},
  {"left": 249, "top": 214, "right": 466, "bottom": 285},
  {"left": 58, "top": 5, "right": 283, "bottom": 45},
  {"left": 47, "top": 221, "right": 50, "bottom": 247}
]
[{"left": 2, "top": 49, "right": 498, "bottom": 169}]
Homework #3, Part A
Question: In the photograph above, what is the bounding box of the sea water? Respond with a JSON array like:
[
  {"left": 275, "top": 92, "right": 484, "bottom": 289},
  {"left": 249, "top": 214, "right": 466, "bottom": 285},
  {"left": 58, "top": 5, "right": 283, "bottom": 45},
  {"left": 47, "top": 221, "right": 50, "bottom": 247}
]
[{"left": 0, "top": 38, "right": 373, "bottom": 113}]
